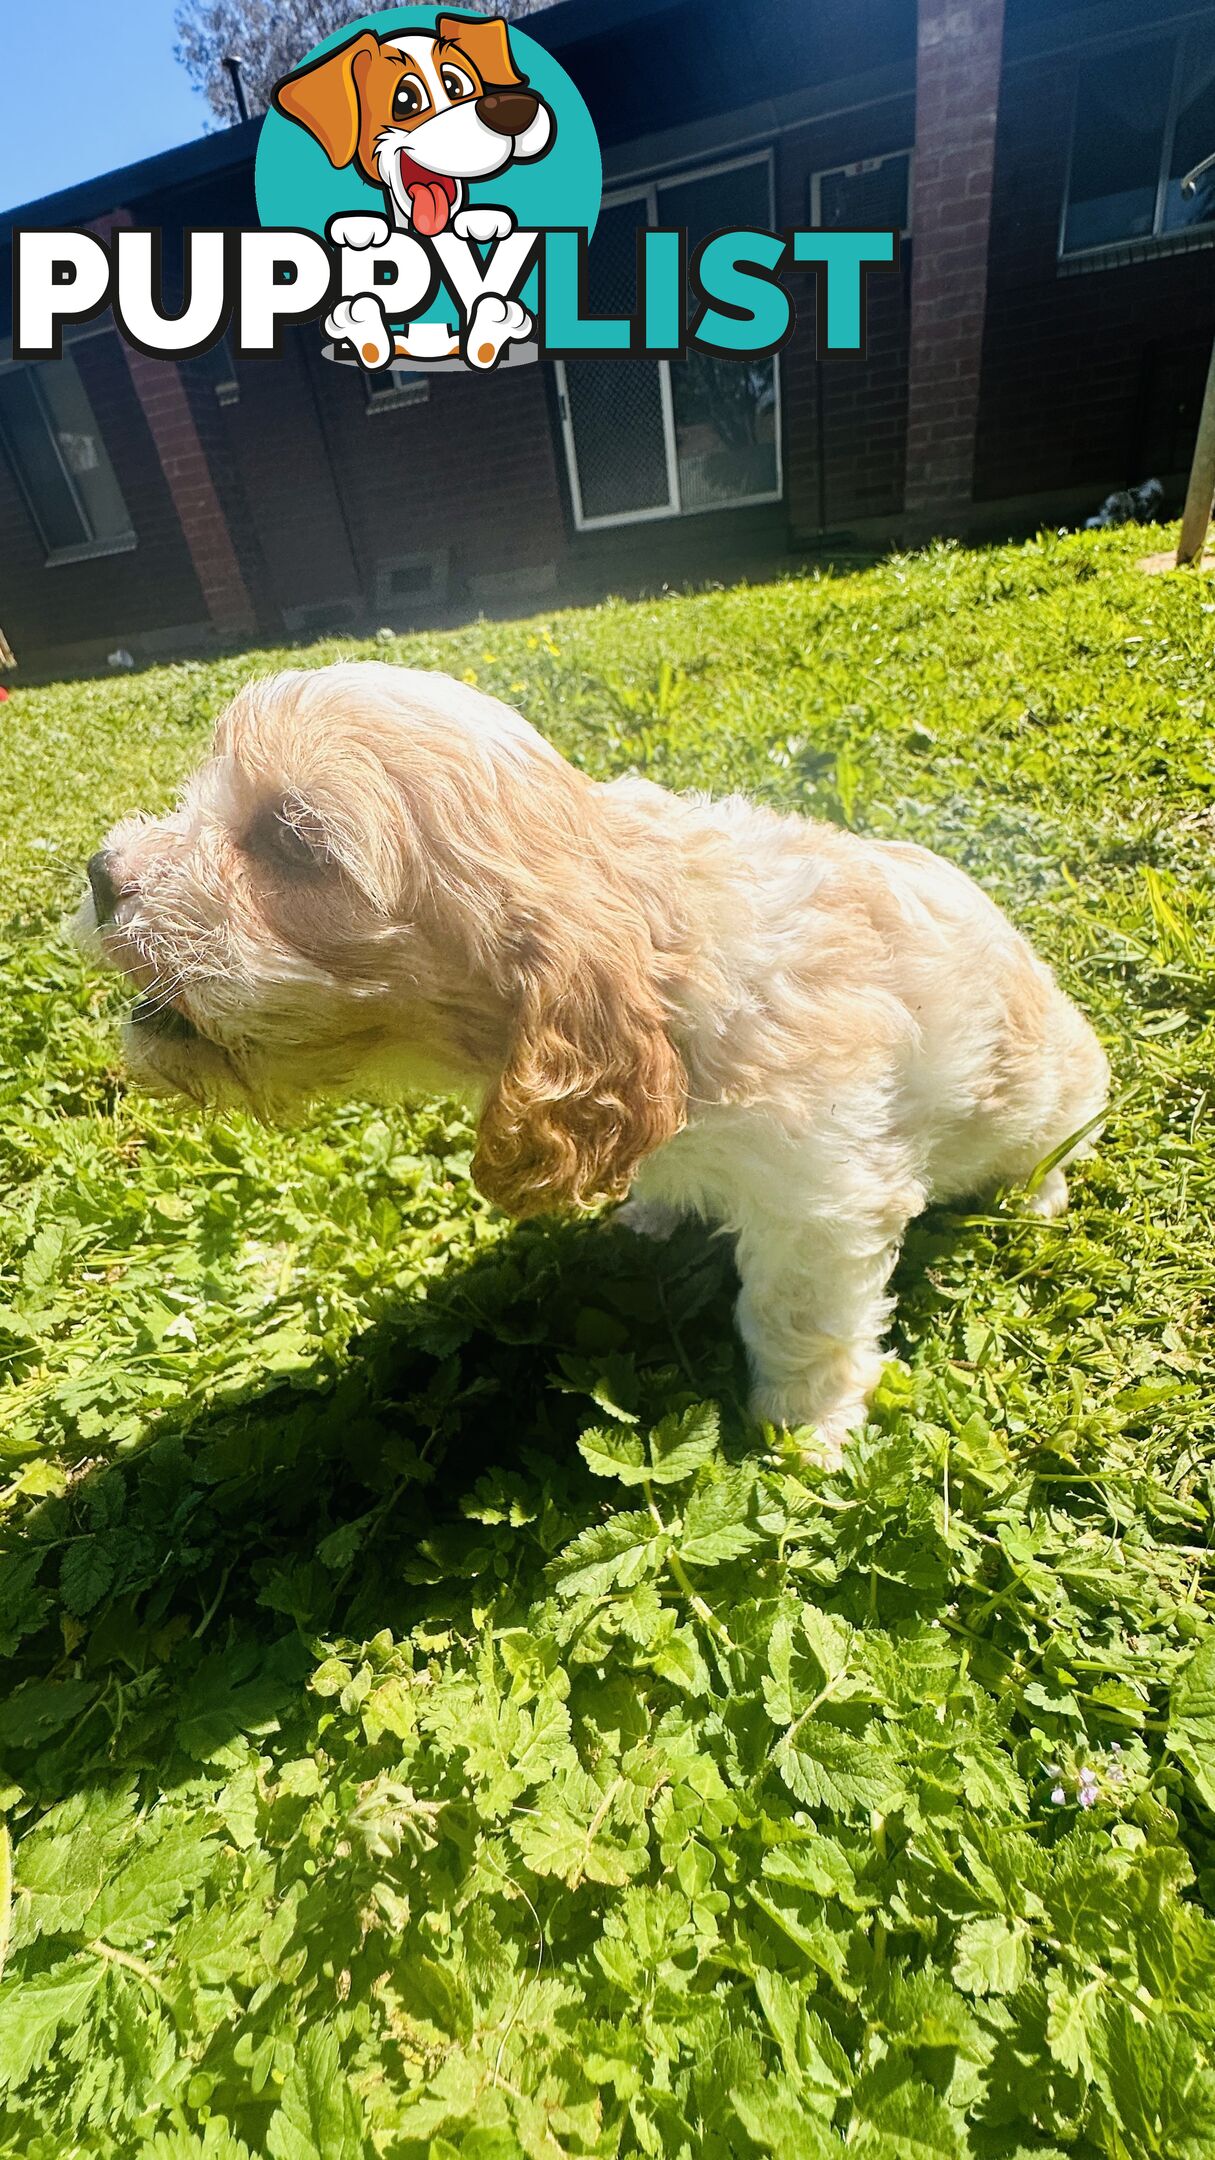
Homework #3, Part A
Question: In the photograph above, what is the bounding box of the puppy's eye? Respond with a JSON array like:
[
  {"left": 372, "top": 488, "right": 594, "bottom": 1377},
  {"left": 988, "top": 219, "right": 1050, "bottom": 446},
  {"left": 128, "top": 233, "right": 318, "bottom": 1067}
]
[
  {"left": 244, "top": 808, "right": 327, "bottom": 872},
  {"left": 392, "top": 76, "right": 427, "bottom": 119},
  {"left": 441, "top": 64, "right": 474, "bottom": 99}
]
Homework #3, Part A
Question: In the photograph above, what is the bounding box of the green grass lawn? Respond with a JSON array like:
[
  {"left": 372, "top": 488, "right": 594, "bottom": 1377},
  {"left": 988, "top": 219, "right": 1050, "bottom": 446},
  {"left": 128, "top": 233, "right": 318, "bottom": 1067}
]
[{"left": 0, "top": 528, "right": 1213, "bottom": 2157}]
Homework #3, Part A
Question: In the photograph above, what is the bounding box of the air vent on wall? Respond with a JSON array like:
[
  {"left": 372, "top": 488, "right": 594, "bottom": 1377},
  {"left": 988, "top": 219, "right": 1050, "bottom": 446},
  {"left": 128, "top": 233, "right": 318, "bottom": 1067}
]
[{"left": 373, "top": 549, "right": 450, "bottom": 615}]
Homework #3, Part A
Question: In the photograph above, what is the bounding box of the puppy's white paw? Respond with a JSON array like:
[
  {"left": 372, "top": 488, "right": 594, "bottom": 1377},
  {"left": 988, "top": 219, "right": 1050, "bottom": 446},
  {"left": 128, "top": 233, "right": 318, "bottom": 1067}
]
[
  {"left": 1021, "top": 1168, "right": 1069, "bottom": 1219},
  {"left": 329, "top": 213, "right": 392, "bottom": 251},
  {"left": 615, "top": 1197, "right": 682, "bottom": 1241},
  {"left": 793, "top": 1426, "right": 848, "bottom": 1473},
  {"left": 453, "top": 205, "right": 516, "bottom": 244},
  {"left": 328, "top": 294, "right": 393, "bottom": 370},
  {"left": 465, "top": 294, "right": 532, "bottom": 369},
  {"left": 750, "top": 1368, "right": 879, "bottom": 1469}
]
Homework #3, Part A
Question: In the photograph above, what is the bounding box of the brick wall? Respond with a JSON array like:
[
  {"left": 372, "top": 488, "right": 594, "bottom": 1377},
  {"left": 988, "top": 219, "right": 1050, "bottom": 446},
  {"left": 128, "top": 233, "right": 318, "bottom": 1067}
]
[
  {"left": 119, "top": 346, "right": 257, "bottom": 639},
  {"left": 976, "top": 41, "right": 1215, "bottom": 504},
  {"left": 0, "top": 330, "right": 207, "bottom": 665},
  {"left": 778, "top": 99, "right": 915, "bottom": 537},
  {"left": 904, "top": 0, "right": 1006, "bottom": 521},
  {"left": 308, "top": 337, "right": 569, "bottom": 600},
  {"left": 215, "top": 333, "right": 362, "bottom": 622},
  {"left": 180, "top": 356, "right": 280, "bottom": 640},
  {"left": 220, "top": 326, "right": 570, "bottom": 624}
]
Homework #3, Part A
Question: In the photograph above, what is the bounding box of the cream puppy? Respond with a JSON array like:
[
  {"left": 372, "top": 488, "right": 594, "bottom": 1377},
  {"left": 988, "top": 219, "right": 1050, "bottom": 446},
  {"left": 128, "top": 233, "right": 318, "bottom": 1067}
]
[{"left": 75, "top": 663, "right": 1108, "bottom": 1457}]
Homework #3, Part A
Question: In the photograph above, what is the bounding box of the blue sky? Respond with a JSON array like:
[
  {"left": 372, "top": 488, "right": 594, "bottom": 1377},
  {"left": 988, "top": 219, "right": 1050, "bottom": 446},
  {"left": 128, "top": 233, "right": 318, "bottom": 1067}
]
[{"left": 2, "top": 0, "right": 211, "bottom": 212}]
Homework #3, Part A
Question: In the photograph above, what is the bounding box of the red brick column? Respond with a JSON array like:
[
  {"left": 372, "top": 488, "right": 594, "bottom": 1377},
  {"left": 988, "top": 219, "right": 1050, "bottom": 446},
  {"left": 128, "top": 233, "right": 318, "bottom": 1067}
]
[
  {"left": 91, "top": 212, "right": 257, "bottom": 642},
  {"left": 903, "top": 0, "right": 1006, "bottom": 527},
  {"left": 120, "top": 347, "right": 257, "bottom": 639}
]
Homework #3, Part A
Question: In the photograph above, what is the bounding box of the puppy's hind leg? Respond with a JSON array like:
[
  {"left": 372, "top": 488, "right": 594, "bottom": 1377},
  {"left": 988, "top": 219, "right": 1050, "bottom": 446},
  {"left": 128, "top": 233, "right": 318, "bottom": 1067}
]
[{"left": 734, "top": 1197, "right": 915, "bottom": 1467}]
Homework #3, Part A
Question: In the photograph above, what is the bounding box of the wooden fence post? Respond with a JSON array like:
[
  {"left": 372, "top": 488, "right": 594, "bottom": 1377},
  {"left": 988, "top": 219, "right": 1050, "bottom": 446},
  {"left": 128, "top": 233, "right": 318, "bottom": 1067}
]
[{"left": 1177, "top": 336, "right": 1215, "bottom": 567}]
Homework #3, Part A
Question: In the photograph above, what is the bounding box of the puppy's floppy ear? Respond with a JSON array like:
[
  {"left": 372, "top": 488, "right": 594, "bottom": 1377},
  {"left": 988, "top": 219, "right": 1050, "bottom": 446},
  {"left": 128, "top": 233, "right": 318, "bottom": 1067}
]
[
  {"left": 436, "top": 12, "right": 525, "bottom": 88},
  {"left": 473, "top": 925, "right": 686, "bottom": 1218},
  {"left": 272, "top": 32, "right": 380, "bottom": 168}
]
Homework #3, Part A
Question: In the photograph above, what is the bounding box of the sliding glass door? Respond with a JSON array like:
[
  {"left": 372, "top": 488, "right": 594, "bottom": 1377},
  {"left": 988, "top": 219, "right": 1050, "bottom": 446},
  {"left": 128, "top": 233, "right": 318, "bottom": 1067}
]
[{"left": 556, "top": 153, "right": 782, "bottom": 531}]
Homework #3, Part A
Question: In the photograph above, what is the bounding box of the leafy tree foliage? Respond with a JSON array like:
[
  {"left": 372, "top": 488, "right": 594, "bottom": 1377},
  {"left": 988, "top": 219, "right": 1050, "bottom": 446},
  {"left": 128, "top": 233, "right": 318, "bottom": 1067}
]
[{"left": 175, "top": 0, "right": 553, "bottom": 125}]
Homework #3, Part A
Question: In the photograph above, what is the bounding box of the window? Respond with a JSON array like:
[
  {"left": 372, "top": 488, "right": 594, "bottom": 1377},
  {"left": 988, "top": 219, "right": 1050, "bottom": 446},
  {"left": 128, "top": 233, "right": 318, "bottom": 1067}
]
[
  {"left": 811, "top": 151, "right": 912, "bottom": 234},
  {"left": 1062, "top": 24, "right": 1215, "bottom": 256},
  {"left": 364, "top": 371, "right": 430, "bottom": 415},
  {"left": 0, "top": 355, "right": 134, "bottom": 563},
  {"left": 197, "top": 333, "right": 240, "bottom": 408},
  {"left": 555, "top": 153, "right": 782, "bottom": 530}
]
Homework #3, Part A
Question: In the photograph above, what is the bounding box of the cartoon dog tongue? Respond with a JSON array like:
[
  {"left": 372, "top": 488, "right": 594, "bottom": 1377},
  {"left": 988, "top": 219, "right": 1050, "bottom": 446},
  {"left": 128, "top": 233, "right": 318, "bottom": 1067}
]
[{"left": 401, "top": 154, "right": 457, "bottom": 236}]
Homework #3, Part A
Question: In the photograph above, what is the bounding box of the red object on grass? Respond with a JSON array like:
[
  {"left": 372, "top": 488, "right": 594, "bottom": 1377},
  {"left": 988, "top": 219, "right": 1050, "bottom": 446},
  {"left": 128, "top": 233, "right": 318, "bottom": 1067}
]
[{"left": 0, "top": 686, "right": 9, "bottom": 702}]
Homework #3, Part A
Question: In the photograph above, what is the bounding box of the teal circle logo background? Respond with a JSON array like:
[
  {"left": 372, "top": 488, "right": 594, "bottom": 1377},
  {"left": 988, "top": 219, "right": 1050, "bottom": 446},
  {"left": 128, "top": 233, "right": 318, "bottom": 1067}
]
[{"left": 255, "top": 9, "right": 602, "bottom": 241}]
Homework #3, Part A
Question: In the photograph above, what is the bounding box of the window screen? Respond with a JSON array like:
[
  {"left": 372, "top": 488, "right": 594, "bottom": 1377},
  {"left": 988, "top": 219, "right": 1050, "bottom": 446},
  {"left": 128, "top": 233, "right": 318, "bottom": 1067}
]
[
  {"left": 562, "top": 198, "right": 672, "bottom": 522},
  {"left": 816, "top": 154, "right": 911, "bottom": 234},
  {"left": 658, "top": 162, "right": 779, "bottom": 515}
]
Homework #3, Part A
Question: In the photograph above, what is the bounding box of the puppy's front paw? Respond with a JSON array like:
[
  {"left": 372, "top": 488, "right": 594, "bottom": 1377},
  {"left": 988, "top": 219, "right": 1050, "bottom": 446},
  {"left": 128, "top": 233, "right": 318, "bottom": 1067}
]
[
  {"left": 750, "top": 1367, "right": 880, "bottom": 1471},
  {"left": 329, "top": 213, "right": 392, "bottom": 250},
  {"left": 1020, "top": 1167, "right": 1069, "bottom": 1220},
  {"left": 453, "top": 205, "right": 516, "bottom": 243},
  {"left": 615, "top": 1197, "right": 682, "bottom": 1241},
  {"left": 465, "top": 294, "right": 532, "bottom": 369},
  {"left": 328, "top": 294, "right": 393, "bottom": 369}
]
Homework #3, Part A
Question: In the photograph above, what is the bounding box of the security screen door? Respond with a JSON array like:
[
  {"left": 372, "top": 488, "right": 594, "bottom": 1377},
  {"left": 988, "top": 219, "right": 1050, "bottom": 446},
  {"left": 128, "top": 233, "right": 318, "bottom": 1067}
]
[{"left": 556, "top": 154, "right": 781, "bottom": 530}]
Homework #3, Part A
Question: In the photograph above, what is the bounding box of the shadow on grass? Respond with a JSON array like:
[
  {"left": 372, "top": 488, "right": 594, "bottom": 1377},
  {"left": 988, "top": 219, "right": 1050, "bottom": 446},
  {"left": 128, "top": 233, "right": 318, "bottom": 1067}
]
[
  {"left": 0, "top": 1212, "right": 746, "bottom": 1809},
  {"left": 0, "top": 1197, "right": 985, "bottom": 1816}
]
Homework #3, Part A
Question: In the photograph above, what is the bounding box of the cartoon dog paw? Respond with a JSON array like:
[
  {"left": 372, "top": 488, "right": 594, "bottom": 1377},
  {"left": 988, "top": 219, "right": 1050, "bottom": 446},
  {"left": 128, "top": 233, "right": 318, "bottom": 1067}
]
[
  {"left": 328, "top": 294, "right": 393, "bottom": 370},
  {"left": 328, "top": 212, "right": 393, "bottom": 251},
  {"left": 465, "top": 294, "right": 532, "bottom": 370},
  {"left": 452, "top": 206, "right": 517, "bottom": 244}
]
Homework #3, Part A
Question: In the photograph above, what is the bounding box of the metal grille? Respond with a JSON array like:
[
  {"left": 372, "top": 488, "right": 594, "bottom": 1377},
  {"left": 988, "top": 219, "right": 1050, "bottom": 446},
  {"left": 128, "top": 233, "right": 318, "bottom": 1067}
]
[
  {"left": 560, "top": 158, "right": 782, "bottom": 528},
  {"left": 563, "top": 199, "right": 671, "bottom": 522}
]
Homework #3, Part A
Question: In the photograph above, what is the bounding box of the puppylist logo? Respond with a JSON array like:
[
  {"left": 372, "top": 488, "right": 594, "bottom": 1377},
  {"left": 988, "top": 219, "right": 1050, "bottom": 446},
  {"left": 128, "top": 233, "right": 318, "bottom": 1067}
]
[
  {"left": 261, "top": 7, "right": 594, "bottom": 372},
  {"left": 12, "top": 8, "right": 899, "bottom": 375}
]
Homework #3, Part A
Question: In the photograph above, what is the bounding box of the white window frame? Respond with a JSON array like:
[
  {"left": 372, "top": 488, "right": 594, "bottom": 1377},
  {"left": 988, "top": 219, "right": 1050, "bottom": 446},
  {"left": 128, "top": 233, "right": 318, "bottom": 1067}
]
[
  {"left": 554, "top": 148, "right": 783, "bottom": 533},
  {"left": 809, "top": 149, "right": 913, "bottom": 234},
  {"left": 365, "top": 371, "right": 430, "bottom": 416},
  {"left": 1059, "top": 20, "right": 1215, "bottom": 262},
  {"left": 0, "top": 331, "right": 136, "bottom": 567}
]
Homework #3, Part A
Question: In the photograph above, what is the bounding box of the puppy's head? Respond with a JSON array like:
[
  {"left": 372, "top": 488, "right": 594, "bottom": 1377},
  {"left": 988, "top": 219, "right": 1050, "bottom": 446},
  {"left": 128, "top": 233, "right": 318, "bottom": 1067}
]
[
  {"left": 272, "top": 16, "right": 555, "bottom": 234},
  {"left": 75, "top": 664, "right": 685, "bottom": 1216}
]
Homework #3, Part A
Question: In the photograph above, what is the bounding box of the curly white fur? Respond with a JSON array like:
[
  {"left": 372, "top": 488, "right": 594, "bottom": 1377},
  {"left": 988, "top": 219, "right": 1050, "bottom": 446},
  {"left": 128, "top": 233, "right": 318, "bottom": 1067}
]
[{"left": 75, "top": 663, "right": 1109, "bottom": 1462}]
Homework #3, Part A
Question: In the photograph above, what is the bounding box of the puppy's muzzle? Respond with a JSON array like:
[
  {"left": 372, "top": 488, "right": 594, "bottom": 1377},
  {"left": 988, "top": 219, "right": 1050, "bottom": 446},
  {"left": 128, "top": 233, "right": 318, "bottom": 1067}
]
[
  {"left": 476, "top": 90, "right": 539, "bottom": 135},
  {"left": 88, "top": 849, "right": 121, "bottom": 925}
]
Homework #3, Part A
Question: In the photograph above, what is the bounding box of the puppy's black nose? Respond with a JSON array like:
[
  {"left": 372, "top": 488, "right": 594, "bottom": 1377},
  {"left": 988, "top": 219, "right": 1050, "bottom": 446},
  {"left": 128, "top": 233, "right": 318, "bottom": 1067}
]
[
  {"left": 476, "top": 89, "right": 539, "bottom": 136},
  {"left": 87, "top": 849, "right": 121, "bottom": 924}
]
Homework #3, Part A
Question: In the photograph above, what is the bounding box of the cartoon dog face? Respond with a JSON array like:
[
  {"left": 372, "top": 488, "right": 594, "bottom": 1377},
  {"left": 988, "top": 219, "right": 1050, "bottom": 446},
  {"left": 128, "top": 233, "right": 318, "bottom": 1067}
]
[{"left": 273, "top": 13, "right": 555, "bottom": 234}]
